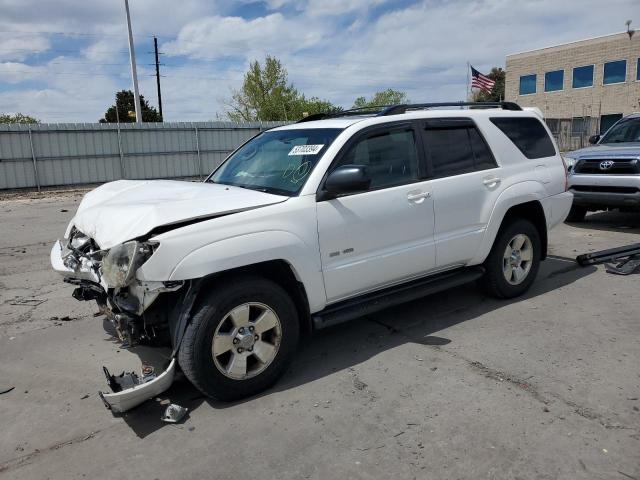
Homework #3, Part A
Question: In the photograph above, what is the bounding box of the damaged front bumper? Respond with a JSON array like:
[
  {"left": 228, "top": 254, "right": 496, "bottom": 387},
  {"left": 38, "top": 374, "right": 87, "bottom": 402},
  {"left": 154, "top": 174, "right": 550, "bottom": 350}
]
[
  {"left": 99, "top": 359, "right": 177, "bottom": 413},
  {"left": 51, "top": 238, "right": 189, "bottom": 412}
]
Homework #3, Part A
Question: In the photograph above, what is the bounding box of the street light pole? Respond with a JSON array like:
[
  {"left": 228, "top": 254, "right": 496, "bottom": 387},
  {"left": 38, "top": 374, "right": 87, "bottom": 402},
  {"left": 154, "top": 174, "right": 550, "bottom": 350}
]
[{"left": 124, "top": 0, "right": 142, "bottom": 123}]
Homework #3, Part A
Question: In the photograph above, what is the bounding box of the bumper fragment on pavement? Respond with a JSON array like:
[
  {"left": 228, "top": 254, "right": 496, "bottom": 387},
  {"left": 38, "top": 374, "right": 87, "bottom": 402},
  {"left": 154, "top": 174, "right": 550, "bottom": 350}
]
[{"left": 98, "top": 358, "right": 177, "bottom": 413}]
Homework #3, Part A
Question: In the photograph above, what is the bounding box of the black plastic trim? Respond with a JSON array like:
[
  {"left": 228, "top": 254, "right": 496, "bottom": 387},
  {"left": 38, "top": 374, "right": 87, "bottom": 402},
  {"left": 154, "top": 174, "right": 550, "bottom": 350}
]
[{"left": 312, "top": 266, "right": 485, "bottom": 329}]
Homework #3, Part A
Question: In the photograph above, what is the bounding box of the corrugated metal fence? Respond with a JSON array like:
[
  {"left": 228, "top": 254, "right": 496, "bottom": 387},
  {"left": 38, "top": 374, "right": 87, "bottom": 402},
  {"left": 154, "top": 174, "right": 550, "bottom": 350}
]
[{"left": 0, "top": 121, "right": 286, "bottom": 190}]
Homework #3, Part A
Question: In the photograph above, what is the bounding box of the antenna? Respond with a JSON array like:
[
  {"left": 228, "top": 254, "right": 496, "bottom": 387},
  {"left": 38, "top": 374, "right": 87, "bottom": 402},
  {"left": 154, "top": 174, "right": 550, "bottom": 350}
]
[{"left": 626, "top": 20, "right": 635, "bottom": 39}]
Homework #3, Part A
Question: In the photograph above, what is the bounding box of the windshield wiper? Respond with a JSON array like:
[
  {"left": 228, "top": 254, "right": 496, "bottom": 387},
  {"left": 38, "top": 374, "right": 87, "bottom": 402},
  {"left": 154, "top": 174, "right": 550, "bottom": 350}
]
[
  {"left": 213, "top": 181, "right": 291, "bottom": 196},
  {"left": 245, "top": 186, "right": 292, "bottom": 196}
]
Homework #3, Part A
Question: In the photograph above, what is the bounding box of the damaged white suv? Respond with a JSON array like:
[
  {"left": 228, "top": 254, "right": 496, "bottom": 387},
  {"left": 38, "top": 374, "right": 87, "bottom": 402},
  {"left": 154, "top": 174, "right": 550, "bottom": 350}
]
[{"left": 51, "top": 102, "right": 572, "bottom": 412}]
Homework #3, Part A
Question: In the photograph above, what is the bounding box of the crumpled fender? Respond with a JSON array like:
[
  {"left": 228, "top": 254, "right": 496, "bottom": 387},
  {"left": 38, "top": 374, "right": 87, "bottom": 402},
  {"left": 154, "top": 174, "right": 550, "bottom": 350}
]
[
  {"left": 469, "top": 180, "right": 548, "bottom": 265},
  {"left": 144, "top": 230, "right": 326, "bottom": 313}
]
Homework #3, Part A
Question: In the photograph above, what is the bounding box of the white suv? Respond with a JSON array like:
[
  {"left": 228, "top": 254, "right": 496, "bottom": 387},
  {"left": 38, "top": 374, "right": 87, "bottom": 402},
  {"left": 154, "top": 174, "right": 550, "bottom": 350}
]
[{"left": 51, "top": 102, "right": 572, "bottom": 411}]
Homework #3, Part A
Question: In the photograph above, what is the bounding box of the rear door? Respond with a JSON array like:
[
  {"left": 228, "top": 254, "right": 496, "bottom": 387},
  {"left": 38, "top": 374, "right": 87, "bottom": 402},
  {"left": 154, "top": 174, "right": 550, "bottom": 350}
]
[
  {"left": 316, "top": 122, "right": 436, "bottom": 303},
  {"left": 419, "top": 118, "right": 503, "bottom": 268}
]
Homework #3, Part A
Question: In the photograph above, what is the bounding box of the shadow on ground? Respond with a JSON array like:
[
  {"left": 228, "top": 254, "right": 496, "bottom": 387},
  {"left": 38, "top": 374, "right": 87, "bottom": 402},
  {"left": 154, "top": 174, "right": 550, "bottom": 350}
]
[
  {"left": 119, "top": 256, "right": 595, "bottom": 438},
  {"left": 566, "top": 210, "right": 640, "bottom": 234}
]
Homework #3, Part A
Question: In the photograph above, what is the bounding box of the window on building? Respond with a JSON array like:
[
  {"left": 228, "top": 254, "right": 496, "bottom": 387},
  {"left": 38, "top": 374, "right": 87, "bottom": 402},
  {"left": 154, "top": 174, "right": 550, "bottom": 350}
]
[
  {"left": 519, "top": 74, "right": 536, "bottom": 95},
  {"left": 544, "top": 70, "right": 564, "bottom": 92},
  {"left": 599, "top": 114, "right": 623, "bottom": 135},
  {"left": 603, "top": 60, "right": 626, "bottom": 84},
  {"left": 572, "top": 65, "right": 594, "bottom": 88},
  {"left": 637, "top": 58, "right": 640, "bottom": 81},
  {"left": 423, "top": 126, "right": 497, "bottom": 178},
  {"left": 490, "top": 117, "right": 556, "bottom": 159}
]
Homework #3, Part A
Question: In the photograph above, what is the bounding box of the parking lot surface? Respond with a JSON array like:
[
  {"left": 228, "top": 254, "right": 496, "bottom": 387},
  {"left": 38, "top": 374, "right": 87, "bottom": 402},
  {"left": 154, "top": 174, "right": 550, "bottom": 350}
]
[{"left": 0, "top": 191, "right": 638, "bottom": 480}]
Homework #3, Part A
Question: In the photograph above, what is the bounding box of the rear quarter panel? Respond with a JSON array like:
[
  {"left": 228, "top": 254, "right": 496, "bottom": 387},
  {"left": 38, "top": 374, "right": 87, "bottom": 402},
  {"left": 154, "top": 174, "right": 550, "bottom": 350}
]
[{"left": 469, "top": 115, "right": 566, "bottom": 265}]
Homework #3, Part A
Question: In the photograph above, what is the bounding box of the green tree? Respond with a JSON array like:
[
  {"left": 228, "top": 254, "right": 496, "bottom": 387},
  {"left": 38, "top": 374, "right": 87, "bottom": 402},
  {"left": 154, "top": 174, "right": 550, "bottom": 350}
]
[
  {"left": 0, "top": 113, "right": 39, "bottom": 124},
  {"left": 227, "top": 56, "right": 339, "bottom": 121},
  {"left": 352, "top": 89, "right": 409, "bottom": 109},
  {"left": 470, "top": 67, "right": 505, "bottom": 102},
  {"left": 100, "top": 90, "right": 162, "bottom": 123}
]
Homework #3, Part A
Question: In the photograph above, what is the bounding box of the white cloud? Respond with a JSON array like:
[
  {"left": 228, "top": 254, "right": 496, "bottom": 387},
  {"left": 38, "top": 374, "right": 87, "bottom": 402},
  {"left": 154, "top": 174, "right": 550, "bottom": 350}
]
[
  {"left": 305, "top": 0, "right": 387, "bottom": 17},
  {"left": 0, "top": 62, "right": 45, "bottom": 83},
  {"left": 164, "top": 13, "right": 324, "bottom": 60},
  {"left": 0, "top": 34, "right": 50, "bottom": 61},
  {"left": 0, "top": 0, "right": 638, "bottom": 121}
]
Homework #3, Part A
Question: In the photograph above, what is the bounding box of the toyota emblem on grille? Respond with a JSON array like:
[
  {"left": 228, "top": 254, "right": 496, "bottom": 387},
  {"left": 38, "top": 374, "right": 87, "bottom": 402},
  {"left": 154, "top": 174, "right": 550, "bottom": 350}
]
[{"left": 599, "top": 160, "right": 614, "bottom": 170}]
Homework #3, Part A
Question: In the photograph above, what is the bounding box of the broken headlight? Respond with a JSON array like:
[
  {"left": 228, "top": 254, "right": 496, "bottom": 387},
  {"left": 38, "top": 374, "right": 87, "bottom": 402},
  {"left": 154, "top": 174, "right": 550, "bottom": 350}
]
[{"left": 101, "top": 241, "right": 155, "bottom": 288}]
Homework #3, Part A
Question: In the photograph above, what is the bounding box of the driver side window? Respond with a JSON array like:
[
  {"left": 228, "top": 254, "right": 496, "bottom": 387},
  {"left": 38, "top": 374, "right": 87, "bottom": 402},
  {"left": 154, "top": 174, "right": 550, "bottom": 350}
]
[{"left": 336, "top": 128, "right": 419, "bottom": 190}]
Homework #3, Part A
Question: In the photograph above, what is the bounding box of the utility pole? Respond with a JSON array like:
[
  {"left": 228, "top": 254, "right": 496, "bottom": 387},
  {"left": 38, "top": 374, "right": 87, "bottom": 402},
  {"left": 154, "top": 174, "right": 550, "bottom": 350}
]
[
  {"left": 124, "top": 0, "right": 142, "bottom": 123},
  {"left": 153, "top": 36, "right": 163, "bottom": 121}
]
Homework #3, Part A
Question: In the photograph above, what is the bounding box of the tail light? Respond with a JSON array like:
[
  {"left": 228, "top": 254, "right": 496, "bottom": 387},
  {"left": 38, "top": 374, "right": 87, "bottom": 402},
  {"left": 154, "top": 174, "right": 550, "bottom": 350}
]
[{"left": 560, "top": 155, "right": 569, "bottom": 191}]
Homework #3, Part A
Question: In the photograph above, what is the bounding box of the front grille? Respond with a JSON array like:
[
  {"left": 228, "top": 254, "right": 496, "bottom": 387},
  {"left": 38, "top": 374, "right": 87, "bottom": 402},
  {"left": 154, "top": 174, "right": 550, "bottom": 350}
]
[
  {"left": 573, "top": 158, "right": 640, "bottom": 175},
  {"left": 571, "top": 185, "right": 640, "bottom": 194}
]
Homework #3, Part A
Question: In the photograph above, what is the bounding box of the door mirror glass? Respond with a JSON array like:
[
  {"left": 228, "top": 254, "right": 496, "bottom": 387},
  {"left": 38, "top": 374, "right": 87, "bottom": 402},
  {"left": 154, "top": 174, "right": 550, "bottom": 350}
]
[
  {"left": 323, "top": 165, "right": 371, "bottom": 198},
  {"left": 588, "top": 134, "right": 600, "bottom": 145}
]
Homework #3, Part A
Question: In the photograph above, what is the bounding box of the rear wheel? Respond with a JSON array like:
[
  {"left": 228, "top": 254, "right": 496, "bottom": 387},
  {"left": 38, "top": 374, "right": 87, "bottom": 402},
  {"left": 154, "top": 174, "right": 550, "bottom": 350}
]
[
  {"left": 481, "top": 219, "right": 541, "bottom": 299},
  {"left": 178, "top": 276, "right": 299, "bottom": 401},
  {"left": 566, "top": 205, "right": 587, "bottom": 222}
]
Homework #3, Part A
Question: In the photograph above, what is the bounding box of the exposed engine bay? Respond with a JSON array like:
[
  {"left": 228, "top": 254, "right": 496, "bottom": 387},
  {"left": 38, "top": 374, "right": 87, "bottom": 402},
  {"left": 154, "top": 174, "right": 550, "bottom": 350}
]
[{"left": 57, "top": 227, "right": 184, "bottom": 348}]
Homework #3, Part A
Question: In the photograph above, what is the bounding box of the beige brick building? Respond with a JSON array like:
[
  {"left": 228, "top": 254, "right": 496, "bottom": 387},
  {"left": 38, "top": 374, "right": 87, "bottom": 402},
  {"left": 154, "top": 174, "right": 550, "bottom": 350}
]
[{"left": 505, "top": 32, "right": 640, "bottom": 149}]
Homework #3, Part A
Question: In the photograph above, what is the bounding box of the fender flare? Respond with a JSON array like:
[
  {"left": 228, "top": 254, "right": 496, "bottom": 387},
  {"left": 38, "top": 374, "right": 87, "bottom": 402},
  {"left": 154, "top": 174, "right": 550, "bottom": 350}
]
[{"left": 471, "top": 181, "right": 549, "bottom": 265}]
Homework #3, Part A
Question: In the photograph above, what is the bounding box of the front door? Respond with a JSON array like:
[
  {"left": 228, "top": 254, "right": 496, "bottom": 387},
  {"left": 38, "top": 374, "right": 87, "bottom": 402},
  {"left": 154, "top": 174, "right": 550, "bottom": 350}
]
[{"left": 317, "top": 124, "right": 436, "bottom": 303}]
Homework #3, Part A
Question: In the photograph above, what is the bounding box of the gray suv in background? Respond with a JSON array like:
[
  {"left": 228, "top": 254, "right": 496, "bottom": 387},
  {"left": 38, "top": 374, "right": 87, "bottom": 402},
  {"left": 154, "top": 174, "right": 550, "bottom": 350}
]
[{"left": 565, "top": 113, "right": 640, "bottom": 222}]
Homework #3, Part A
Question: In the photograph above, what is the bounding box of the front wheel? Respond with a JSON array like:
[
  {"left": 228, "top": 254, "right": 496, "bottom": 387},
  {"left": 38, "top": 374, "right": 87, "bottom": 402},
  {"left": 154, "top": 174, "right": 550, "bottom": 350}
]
[
  {"left": 481, "top": 219, "right": 541, "bottom": 299},
  {"left": 178, "top": 276, "right": 299, "bottom": 401}
]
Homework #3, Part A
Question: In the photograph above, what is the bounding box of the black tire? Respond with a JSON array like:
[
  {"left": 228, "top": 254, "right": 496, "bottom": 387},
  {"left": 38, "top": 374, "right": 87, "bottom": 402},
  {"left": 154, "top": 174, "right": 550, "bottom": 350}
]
[
  {"left": 566, "top": 205, "right": 587, "bottom": 222},
  {"left": 178, "top": 276, "right": 299, "bottom": 401},
  {"left": 481, "top": 219, "right": 541, "bottom": 299}
]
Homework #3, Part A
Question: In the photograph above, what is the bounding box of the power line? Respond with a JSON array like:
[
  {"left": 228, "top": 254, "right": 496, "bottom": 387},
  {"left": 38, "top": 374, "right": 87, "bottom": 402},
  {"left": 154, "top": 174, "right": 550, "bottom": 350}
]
[{"left": 0, "top": 29, "right": 154, "bottom": 39}]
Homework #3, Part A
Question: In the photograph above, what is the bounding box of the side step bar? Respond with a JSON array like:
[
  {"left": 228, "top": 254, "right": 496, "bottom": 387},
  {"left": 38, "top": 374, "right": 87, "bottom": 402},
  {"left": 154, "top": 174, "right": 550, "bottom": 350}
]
[
  {"left": 576, "top": 243, "right": 640, "bottom": 266},
  {"left": 312, "top": 266, "right": 485, "bottom": 330}
]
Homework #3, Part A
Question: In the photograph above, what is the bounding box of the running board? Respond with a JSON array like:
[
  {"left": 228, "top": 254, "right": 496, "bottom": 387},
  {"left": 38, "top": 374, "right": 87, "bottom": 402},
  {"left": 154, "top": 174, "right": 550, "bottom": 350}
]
[
  {"left": 576, "top": 242, "right": 640, "bottom": 266},
  {"left": 312, "top": 266, "right": 485, "bottom": 330}
]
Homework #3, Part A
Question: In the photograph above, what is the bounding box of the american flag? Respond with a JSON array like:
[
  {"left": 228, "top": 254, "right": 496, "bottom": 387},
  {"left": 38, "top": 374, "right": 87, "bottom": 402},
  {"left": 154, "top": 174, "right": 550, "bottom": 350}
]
[{"left": 471, "top": 65, "right": 496, "bottom": 93}]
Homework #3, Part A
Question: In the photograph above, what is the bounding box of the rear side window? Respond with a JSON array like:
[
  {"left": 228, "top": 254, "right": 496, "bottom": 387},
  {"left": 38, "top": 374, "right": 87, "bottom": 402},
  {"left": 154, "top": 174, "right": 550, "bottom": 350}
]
[
  {"left": 423, "top": 125, "right": 497, "bottom": 178},
  {"left": 490, "top": 117, "right": 556, "bottom": 159}
]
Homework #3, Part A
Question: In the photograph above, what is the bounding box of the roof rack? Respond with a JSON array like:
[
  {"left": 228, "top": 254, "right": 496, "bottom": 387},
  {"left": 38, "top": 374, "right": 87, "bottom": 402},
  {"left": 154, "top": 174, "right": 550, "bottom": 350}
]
[
  {"left": 296, "top": 101, "right": 521, "bottom": 123},
  {"left": 296, "top": 105, "right": 390, "bottom": 123}
]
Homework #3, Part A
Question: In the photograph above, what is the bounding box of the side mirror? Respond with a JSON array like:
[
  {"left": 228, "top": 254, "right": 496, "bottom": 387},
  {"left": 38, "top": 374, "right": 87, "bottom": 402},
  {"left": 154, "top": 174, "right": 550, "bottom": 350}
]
[
  {"left": 320, "top": 165, "right": 370, "bottom": 200},
  {"left": 588, "top": 135, "right": 600, "bottom": 145}
]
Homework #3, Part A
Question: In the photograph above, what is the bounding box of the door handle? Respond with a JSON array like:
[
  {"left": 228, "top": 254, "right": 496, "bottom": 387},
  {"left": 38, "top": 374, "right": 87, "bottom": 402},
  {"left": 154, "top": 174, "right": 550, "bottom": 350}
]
[
  {"left": 483, "top": 177, "right": 501, "bottom": 188},
  {"left": 407, "top": 191, "right": 431, "bottom": 202}
]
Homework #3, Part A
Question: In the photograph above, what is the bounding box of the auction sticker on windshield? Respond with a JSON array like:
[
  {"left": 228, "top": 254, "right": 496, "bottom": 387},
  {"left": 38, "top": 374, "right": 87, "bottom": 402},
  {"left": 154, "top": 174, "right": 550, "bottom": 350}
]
[{"left": 288, "top": 144, "right": 324, "bottom": 156}]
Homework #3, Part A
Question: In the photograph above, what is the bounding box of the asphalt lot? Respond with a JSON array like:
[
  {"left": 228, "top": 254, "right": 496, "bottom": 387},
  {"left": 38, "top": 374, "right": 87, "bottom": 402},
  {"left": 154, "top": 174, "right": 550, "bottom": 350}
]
[{"left": 0, "top": 190, "right": 639, "bottom": 480}]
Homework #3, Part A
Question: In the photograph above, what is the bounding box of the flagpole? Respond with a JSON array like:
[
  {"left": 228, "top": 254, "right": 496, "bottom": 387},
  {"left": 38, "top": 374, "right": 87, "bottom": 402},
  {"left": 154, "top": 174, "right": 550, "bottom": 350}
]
[{"left": 466, "top": 62, "right": 470, "bottom": 101}]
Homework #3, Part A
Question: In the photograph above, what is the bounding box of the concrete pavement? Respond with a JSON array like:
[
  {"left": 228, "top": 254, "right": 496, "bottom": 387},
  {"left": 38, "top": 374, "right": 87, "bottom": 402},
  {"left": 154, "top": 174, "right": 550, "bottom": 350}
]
[{"left": 0, "top": 192, "right": 638, "bottom": 479}]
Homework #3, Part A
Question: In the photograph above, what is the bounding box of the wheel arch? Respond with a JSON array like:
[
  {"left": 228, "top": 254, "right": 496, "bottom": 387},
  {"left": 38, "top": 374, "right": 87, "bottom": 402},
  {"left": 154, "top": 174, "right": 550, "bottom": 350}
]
[
  {"left": 471, "top": 182, "right": 549, "bottom": 264},
  {"left": 194, "top": 260, "right": 313, "bottom": 335},
  {"left": 501, "top": 201, "right": 548, "bottom": 260}
]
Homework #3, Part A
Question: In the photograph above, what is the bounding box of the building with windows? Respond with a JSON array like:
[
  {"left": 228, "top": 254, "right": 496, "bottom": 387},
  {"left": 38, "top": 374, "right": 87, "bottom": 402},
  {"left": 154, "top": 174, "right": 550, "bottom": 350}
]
[{"left": 505, "top": 32, "right": 640, "bottom": 150}]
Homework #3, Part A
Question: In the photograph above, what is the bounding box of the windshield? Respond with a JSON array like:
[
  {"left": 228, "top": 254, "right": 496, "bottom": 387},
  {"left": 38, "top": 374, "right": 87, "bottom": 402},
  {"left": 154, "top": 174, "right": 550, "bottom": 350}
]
[
  {"left": 208, "top": 128, "right": 343, "bottom": 196},
  {"left": 600, "top": 117, "right": 640, "bottom": 144}
]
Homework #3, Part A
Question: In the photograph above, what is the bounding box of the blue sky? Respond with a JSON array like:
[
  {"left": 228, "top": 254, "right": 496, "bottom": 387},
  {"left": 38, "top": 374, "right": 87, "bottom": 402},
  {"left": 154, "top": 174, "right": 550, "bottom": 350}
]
[{"left": 0, "top": 0, "right": 636, "bottom": 122}]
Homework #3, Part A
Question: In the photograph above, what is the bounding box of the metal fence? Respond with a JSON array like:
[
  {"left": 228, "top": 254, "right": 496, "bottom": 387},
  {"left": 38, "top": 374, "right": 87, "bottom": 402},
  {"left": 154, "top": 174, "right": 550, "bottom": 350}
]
[
  {"left": 545, "top": 117, "right": 599, "bottom": 152},
  {"left": 0, "top": 121, "right": 286, "bottom": 190}
]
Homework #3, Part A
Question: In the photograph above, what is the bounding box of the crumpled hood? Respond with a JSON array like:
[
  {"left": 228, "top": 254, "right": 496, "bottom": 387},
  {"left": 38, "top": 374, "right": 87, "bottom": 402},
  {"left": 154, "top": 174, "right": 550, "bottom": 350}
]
[
  {"left": 70, "top": 180, "right": 287, "bottom": 249},
  {"left": 566, "top": 143, "right": 640, "bottom": 159}
]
